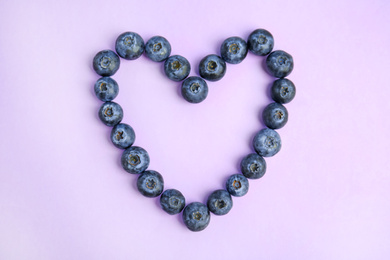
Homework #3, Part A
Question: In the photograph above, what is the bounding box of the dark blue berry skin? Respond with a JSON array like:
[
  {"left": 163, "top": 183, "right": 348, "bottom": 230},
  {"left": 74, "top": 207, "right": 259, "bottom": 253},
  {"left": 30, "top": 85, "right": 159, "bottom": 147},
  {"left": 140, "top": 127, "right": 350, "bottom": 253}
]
[
  {"left": 145, "top": 36, "right": 171, "bottom": 62},
  {"left": 182, "top": 202, "right": 210, "bottom": 232},
  {"left": 160, "top": 189, "right": 186, "bottom": 215},
  {"left": 266, "top": 50, "right": 294, "bottom": 78},
  {"left": 199, "top": 54, "right": 226, "bottom": 82},
  {"left": 93, "top": 50, "right": 120, "bottom": 76},
  {"left": 115, "top": 32, "right": 144, "bottom": 60},
  {"left": 94, "top": 77, "right": 119, "bottom": 102},
  {"left": 98, "top": 101, "right": 123, "bottom": 127},
  {"left": 247, "top": 29, "right": 274, "bottom": 56},
  {"left": 262, "top": 102, "right": 288, "bottom": 129},
  {"left": 207, "top": 190, "right": 233, "bottom": 216},
  {"left": 137, "top": 170, "right": 164, "bottom": 198},
  {"left": 271, "top": 78, "right": 296, "bottom": 104},
  {"left": 226, "top": 174, "right": 249, "bottom": 197},
  {"left": 164, "top": 55, "right": 191, "bottom": 82},
  {"left": 121, "top": 146, "right": 150, "bottom": 174},
  {"left": 220, "top": 37, "right": 248, "bottom": 64},
  {"left": 253, "top": 128, "right": 282, "bottom": 157},
  {"left": 181, "top": 76, "right": 208, "bottom": 103},
  {"left": 110, "top": 123, "right": 135, "bottom": 149},
  {"left": 240, "top": 153, "right": 267, "bottom": 179}
]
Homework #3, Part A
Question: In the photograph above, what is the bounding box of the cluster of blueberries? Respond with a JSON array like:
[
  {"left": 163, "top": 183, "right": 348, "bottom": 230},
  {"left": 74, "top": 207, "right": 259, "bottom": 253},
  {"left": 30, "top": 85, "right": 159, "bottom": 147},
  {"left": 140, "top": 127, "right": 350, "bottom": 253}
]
[{"left": 92, "top": 29, "right": 295, "bottom": 232}]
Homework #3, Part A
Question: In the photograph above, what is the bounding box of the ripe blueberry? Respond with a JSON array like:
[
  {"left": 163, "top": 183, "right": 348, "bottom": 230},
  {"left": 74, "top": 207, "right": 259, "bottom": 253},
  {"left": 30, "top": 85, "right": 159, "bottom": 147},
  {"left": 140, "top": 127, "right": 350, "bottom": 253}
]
[
  {"left": 199, "top": 54, "right": 226, "bottom": 82},
  {"left": 94, "top": 77, "right": 119, "bottom": 102},
  {"left": 226, "top": 174, "right": 249, "bottom": 197},
  {"left": 110, "top": 123, "right": 135, "bottom": 149},
  {"left": 93, "top": 50, "right": 120, "bottom": 77},
  {"left": 253, "top": 128, "right": 282, "bottom": 157},
  {"left": 207, "top": 190, "right": 233, "bottom": 216},
  {"left": 160, "top": 189, "right": 186, "bottom": 215},
  {"left": 240, "top": 153, "right": 267, "bottom": 179},
  {"left": 181, "top": 76, "right": 208, "bottom": 103},
  {"left": 164, "top": 55, "right": 191, "bottom": 82},
  {"left": 145, "top": 36, "right": 171, "bottom": 62},
  {"left": 271, "top": 78, "right": 296, "bottom": 104},
  {"left": 98, "top": 101, "right": 123, "bottom": 127},
  {"left": 247, "top": 29, "right": 274, "bottom": 56},
  {"left": 121, "top": 146, "right": 150, "bottom": 174},
  {"left": 182, "top": 202, "right": 210, "bottom": 232},
  {"left": 262, "top": 102, "right": 288, "bottom": 129},
  {"left": 137, "top": 170, "right": 164, "bottom": 198},
  {"left": 220, "top": 37, "right": 248, "bottom": 64},
  {"left": 266, "top": 50, "right": 294, "bottom": 78},
  {"left": 115, "top": 32, "right": 145, "bottom": 60}
]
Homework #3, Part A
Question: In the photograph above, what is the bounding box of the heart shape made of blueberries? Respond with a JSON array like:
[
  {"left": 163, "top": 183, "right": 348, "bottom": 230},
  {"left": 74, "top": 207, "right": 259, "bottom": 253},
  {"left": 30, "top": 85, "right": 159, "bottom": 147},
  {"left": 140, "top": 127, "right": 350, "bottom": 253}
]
[{"left": 92, "top": 29, "right": 295, "bottom": 232}]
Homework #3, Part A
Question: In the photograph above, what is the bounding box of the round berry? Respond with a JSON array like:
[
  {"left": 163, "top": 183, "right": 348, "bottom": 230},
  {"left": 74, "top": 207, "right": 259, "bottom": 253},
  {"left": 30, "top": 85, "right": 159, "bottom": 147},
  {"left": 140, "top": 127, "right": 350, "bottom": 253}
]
[
  {"left": 160, "top": 189, "right": 186, "bottom": 215},
  {"left": 94, "top": 77, "right": 119, "bottom": 102},
  {"left": 240, "top": 153, "right": 267, "bottom": 179},
  {"left": 262, "top": 102, "right": 288, "bottom": 129},
  {"left": 145, "top": 36, "right": 171, "bottom": 62},
  {"left": 137, "top": 170, "right": 164, "bottom": 198},
  {"left": 220, "top": 37, "right": 248, "bottom": 64},
  {"left": 266, "top": 50, "right": 294, "bottom": 78},
  {"left": 98, "top": 101, "right": 123, "bottom": 127},
  {"left": 271, "top": 78, "right": 296, "bottom": 104},
  {"left": 247, "top": 29, "right": 274, "bottom": 56},
  {"left": 115, "top": 32, "right": 145, "bottom": 60},
  {"left": 207, "top": 190, "right": 233, "bottom": 216},
  {"left": 182, "top": 202, "right": 210, "bottom": 232},
  {"left": 199, "top": 54, "right": 226, "bottom": 82},
  {"left": 110, "top": 123, "right": 135, "bottom": 149},
  {"left": 181, "top": 76, "right": 208, "bottom": 103},
  {"left": 226, "top": 174, "right": 249, "bottom": 197},
  {"left": 93, "top": 50, "right": 120, "bottom": 76},
  {"left": 121, "top": 146, "right": 150, "bottom": 174},
  {"left": 164, "top": 55, "right": 191, "bottom": 82},
  {"left": 253, "top": 128, "right": 282, "bottom": 157}
]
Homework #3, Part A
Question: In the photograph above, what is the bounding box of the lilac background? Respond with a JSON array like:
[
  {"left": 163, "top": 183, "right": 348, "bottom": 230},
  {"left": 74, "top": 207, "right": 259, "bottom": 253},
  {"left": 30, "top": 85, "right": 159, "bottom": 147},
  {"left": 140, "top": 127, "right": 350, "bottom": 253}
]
[{"left": 1, "top": 0, "right": 390, "bottom": 259}]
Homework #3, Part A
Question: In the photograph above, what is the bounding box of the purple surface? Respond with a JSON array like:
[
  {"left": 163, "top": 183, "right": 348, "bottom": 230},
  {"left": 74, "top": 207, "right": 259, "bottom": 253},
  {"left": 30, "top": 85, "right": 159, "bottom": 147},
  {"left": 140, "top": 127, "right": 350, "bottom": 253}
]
[{"left": 1, "top": 0, "right": 390, "bottom": 259}]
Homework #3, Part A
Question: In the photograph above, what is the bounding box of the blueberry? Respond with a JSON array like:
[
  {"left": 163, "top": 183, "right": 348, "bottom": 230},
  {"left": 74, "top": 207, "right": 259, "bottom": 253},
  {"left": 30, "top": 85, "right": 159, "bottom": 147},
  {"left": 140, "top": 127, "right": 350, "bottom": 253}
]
[
  {"left": 262, "top": 102, "right": 288, "bottom": 129},
  {"left": 266, "top": 50, "right": 294, "bottom": 78},
  {"left": 164, "top": 55, "right": 191, "bottom": 82},
  {"left": 271, "top": 78, "right": 296, "bottom": 104},
  {"left": 220, "top": 37, "right": 248, "bottom": 64},
  {"left": 98, "top": 101, "right": 123, "bottom": 127},
  {"left": 137, "top": 170, "right": 164, "bottom": 197},
  {"left": 93, "top": 50, "right": 120, "bottom": 76},
  {"left": 226, "top": 174, "right": 249, "bottom": 197},
  {"left": 181, "top": 76, "right": 208, "bottom": 103},
  {"left": 160, "top": 189, "right": 186, "bottom": 215},
  {"left": 94, "top": 77, "right": 119, "bottom": 102},
  {"left": 240, "top": 153, "right": 267, "bottom": 179},
  {"left": 115, "top": 32, "right": 144, "bottom": 60},
  {"left": 145, "top": 36, "right": 171, "bottom": 62},
  {"left": 110, "top": 123, "right": 135, "bottom": 149},
  {"left": 253, "top": 128, "right": 282, "bottom": 157},
  {"left": 182, "top": 202, "right": 210, "bottom": 232},
  {"left": 247, "top": 29, "right": 274, "bottom": 56},
  {"left": 121, "top": 146, "right": 150, "bottom": 174},
  {"left": 199, "top": 54, "right": 226, "bottom": 82},
  {"left": 207, "top": 190, "right": 233, "bottom": 216}
]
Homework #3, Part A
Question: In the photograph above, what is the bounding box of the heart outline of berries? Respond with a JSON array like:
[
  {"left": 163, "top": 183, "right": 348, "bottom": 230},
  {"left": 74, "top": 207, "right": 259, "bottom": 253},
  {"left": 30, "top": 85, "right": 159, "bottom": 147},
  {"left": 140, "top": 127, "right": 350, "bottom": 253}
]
[{"left": 92, "top": 29, "right": 296, "bottom": 232}]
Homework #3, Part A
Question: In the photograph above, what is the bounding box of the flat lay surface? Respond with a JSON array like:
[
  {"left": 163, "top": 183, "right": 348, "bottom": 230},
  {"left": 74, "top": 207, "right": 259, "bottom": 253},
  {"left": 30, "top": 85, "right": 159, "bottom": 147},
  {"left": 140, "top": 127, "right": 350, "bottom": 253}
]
[{"left": 1, "top": 0, "right": 390, "bottom": 259}]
